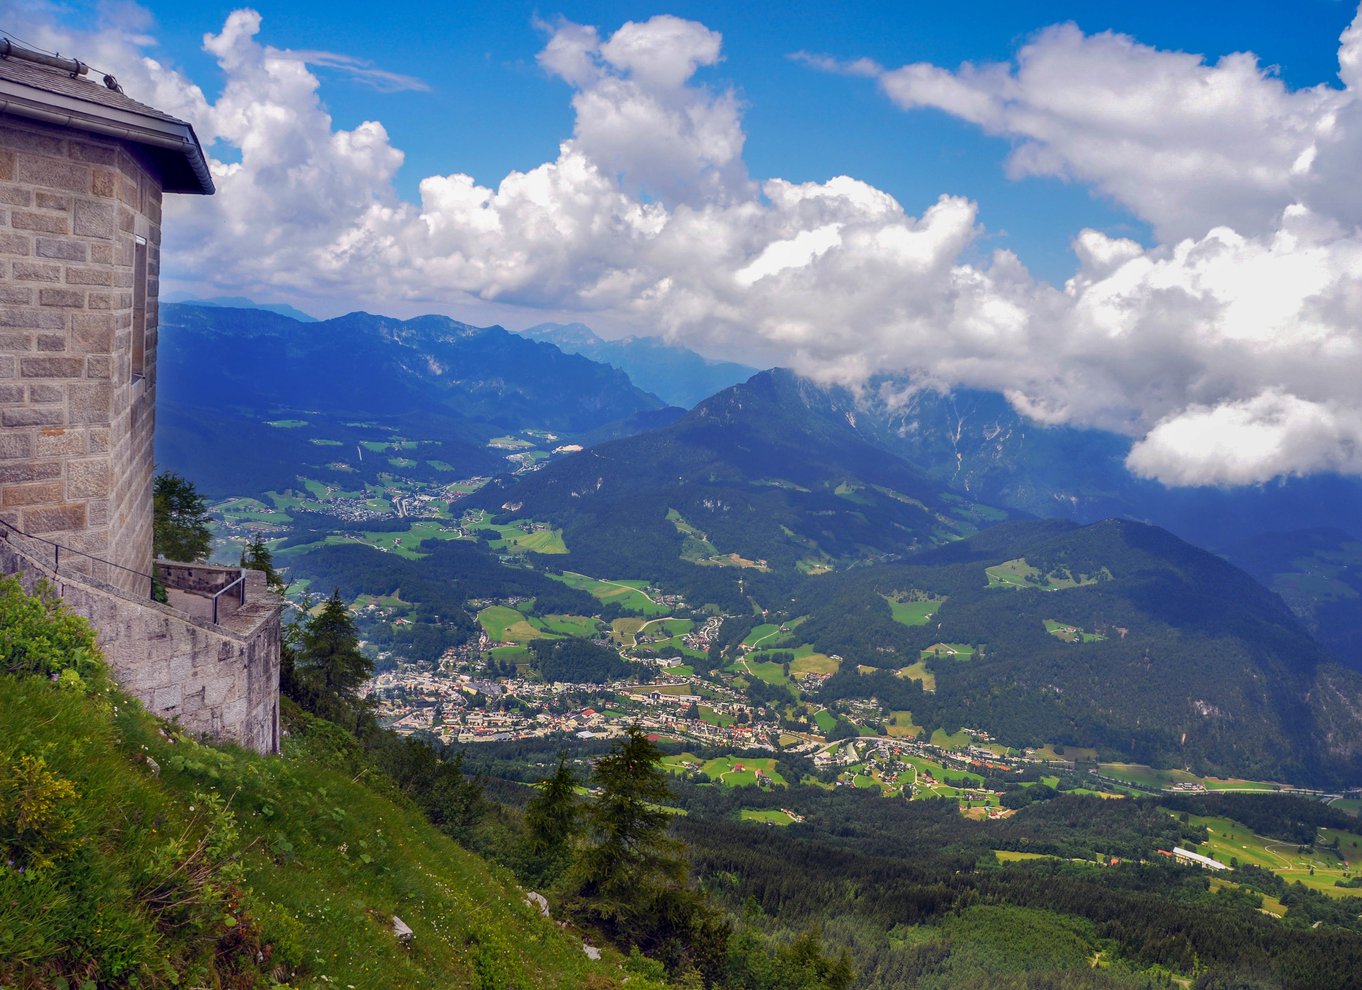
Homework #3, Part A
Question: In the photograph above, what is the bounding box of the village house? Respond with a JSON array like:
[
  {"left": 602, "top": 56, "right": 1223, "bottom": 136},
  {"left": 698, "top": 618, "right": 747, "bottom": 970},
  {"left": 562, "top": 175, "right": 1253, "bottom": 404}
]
[{"left": 0, "top": 41, "right": 282, "bottom": 753}]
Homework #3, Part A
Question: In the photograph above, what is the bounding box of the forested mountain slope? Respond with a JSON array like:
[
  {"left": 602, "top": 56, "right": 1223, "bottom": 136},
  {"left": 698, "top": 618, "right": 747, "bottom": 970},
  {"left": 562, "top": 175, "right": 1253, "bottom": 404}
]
[
  {"left": 468, "top": 369, "right": 1011, "bottom": 608},
  {"left": 790, "top": 518, "right": 1362, "bottom": 783}
]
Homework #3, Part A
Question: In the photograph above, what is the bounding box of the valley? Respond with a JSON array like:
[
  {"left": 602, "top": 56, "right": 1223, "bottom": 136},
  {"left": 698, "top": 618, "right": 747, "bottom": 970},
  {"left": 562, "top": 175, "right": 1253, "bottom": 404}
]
[{"left": 156, "top": 304, "right": 1362, "bottom": 989}]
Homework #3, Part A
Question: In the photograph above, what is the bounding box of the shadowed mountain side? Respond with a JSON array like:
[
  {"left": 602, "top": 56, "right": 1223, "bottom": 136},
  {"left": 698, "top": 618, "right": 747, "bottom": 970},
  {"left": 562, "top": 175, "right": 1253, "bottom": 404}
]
[
  {"left": 158, "top": 304, "right": 668, "bottom": 433},
  {"left": 469, "top": 369, "right": 1013, "bottom": 600},
  {"left": 1222, "top": 528, "right": 1362, "bottom": 671},
  {"left": 793, "top": 518, "right": 1362, "bottom": 785},
  {"left": 824, "top": 382, "right": 1362, "bottom": 547}
]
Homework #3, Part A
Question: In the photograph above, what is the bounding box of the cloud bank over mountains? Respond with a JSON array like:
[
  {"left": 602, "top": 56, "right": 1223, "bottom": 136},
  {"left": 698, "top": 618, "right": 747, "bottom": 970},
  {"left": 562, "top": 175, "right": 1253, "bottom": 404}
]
[{"left": 14, "top": 4, "right": 1362, "bottom": 486}]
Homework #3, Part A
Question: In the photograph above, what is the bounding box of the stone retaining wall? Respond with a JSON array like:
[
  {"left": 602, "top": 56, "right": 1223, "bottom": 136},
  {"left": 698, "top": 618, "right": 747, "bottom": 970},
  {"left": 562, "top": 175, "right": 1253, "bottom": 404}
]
[{"left": 1, "top": 532, "right": 280, "bottom": 754}]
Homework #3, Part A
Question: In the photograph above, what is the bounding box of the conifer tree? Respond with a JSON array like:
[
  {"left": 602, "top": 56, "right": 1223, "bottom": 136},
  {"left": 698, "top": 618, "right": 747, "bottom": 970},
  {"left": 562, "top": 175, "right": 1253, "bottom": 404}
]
[
  {"left": 576, "top": 724, "right": 683, "bottom": 904},
  {"left": 239, "top": 534, "right": 285, "bottom": 591},
  {"left": 524, "top": 754, "right": 581, "bottom": 886},
  {"left": 295, "top": 591, "right": 371, "bottom": 725},
  {"left": 152, "top": 470, "right": 212, "bottom": 562}
]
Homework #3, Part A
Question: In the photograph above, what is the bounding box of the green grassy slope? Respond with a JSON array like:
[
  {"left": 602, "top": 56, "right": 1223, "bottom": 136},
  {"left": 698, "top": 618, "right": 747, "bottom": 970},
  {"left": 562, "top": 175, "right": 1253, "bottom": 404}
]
[{"left": 0, "top": 646, "right": 660, "bottom": 987}]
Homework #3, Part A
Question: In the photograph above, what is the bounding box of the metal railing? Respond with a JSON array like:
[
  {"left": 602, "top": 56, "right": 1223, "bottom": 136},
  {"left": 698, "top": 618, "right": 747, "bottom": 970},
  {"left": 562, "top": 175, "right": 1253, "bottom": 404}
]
[
  {"left": 211, "top": 573, "right": 246, "bottom": 625},
  {"left": 0, "top": 516, "right": 156, "bottom": 599}
]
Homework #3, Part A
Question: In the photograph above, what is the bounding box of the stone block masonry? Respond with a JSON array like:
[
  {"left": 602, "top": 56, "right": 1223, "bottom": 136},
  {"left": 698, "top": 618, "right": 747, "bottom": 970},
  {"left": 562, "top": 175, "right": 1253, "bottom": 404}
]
[
  {"left": 0, "top": 117, "right": 161, "bottom": 596},
  {"left": 1, "top": 532, "right": 281, "bottom": 754}
]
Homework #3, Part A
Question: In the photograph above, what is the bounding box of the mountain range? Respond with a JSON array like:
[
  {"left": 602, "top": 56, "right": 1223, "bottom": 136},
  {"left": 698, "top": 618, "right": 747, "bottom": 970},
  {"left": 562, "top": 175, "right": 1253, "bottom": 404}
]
[
  {"left": 151, "top": 305, "right": 1362, "bottom": 778},
  {"left": 521, "top": 322, "right": 756, "bottom": 408},
  {"left": 154, "top": 304, "right": 678, "bottom": 496}
]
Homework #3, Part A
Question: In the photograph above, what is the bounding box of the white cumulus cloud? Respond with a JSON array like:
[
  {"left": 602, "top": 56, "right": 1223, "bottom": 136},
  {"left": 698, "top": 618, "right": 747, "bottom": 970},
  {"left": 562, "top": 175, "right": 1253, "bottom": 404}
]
[{"left": 12, "top": 4, "right": 1362, "bottom": 486}]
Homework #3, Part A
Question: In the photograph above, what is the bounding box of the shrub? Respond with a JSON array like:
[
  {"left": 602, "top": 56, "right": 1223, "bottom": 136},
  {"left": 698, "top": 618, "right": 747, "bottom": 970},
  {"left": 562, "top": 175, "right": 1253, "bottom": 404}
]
[{"left": 0, "top": 576, "right": 103, "bottom": 687}]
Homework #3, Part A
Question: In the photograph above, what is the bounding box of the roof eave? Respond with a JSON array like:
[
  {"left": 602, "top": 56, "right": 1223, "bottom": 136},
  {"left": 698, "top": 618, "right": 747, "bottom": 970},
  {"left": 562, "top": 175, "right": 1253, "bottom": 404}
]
[{"left": 0, "top": 81, "right": 214, "bottom": 195}]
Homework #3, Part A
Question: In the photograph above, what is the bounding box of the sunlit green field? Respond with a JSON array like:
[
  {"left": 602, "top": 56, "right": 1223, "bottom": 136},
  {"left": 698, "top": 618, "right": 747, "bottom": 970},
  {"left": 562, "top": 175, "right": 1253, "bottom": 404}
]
[
  {"left": 1187, "top": 814, "right": 1362, "bottom": 898},
  {"left": 549, "top": 572, "right": 669, "bottom": 616},
  {"left": 884, "top": 593, "right": 946, "bottom": 627}
]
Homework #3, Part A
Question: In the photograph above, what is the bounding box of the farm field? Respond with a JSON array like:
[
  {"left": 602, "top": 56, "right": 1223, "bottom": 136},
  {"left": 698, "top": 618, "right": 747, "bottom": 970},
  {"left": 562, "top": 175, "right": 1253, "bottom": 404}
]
[
  {"left": 747, "top": 642, "right": 835, "bottom": 669},
  {"left": 885, "top": 711, "right": 923, "bottom": 739},
  {"left": 897, "top": 660, "right": 936, "bottom": 692},
  {"left": 536, "top": 614, "right": 605, "bottom": 638},
  {"left": 1187, "top": 815, "right": 1362, "bottom": 898},
  {"left": 698, "top": 705, "right": 735, "bottom": 728},
  {"left": 740, "top": 809, "right": 798, "bottom": 826},
  {"left": 487, "top": 435, "right": 535, "bottom": 450},
  {"left": 1099, "top": 763, "right": 1281, "bottom": 793},
  {"left": 746, "top": 660, "right": 795, "bottom": 689},
  {"left": 550, "top": 572, "right": 670, "bottom": 616},
  {"left": 789, "top": 646, "right": 838, "bottom": 675},
  {"left": 900, "top": 753, "right": 984, "bottom": 789},
  {"left": 994, "top": 850, "right": 1061, "bottom": 863},
  {"left": 1044, "top": 619, "right": 1107, "bottom": 643},
  {"left": 467, "top": 516, "right": 568, "bottom": 555},
  {"left": 360, "top": 438, "right": 419, "bottom": 453},
  {"left": 930, "top": 728, "right": 972, "bottom": 750},
  {"left": 700, "top": 756, "right": 786, "bottom": 788},
  {"left": 478, "top": 605, "right": 546, "bottom": 644},
  {"left": 920, "top": 643, "right": 977, "bottom": 661},
  {"left": 611, "top": 617, "right": 648, "bottom": 646},
  {"left": 985, "top": 558, "right": 1107, "bottom": 591},
  {"left": 1032, "top": 744, "right": 1100, "bottom": 764},
  {"left": 812, "top": 708, "right": 838, "bottom": 734},
  {"left": 741, "top": 623, "right": 783, "bottom": 648},
  {"left": 885, "top": 593, "right": 946, "bottom": 627},
  {"left": 633, "top": 617, "right": 703, "bottom": 656},
  {"left": 275, "top": 519, "right": 464, "bottom": 561}
]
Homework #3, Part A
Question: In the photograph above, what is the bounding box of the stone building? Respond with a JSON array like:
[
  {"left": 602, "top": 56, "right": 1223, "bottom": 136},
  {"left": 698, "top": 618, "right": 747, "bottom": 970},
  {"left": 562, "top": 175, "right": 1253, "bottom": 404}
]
[{"left": 0, "top": 42, "right": 281, "bottom": 753}]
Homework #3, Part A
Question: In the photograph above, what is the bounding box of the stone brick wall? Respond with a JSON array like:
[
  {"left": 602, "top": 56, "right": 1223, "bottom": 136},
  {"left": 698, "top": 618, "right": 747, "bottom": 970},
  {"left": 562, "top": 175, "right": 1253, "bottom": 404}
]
[
  {"left": 159, "top": 561, "right": 246, "bottom": 596},
  {"left": 0, "top": 116, "right": 161, "bottom": 595},
  {"left": 2, "top": 531, "right": 281, "bottom": 754}
]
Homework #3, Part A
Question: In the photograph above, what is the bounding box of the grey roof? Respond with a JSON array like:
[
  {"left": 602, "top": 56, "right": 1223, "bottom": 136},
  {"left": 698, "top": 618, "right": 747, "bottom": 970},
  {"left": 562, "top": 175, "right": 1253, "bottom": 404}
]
[{"left": 0, "top": 54, "right": 213, "bottom": 194}]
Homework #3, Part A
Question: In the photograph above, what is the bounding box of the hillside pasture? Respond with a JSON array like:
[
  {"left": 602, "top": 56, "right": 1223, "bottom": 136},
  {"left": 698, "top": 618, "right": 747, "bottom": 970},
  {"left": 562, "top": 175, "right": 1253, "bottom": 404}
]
[
  {"left": 535, "top": 614, "right": 604, "bottom": 637},
  {"left": 742, "top": 623, "right": 783, "bottom": 648},
  {"left": 790, "top": 648, "right": 839, "bottom": 676},
  {"left": 886, "top": 710, "right": 923, "bottom": 739},
  {"left": 1188, "top": 815, "right": 1362, "bottom": 898},
  {"left": 885, "top": 593, "right": 946, "bottom": 627},
  {"left": 551, "top": 572, "right": 670, "bottom": 616},
  {"left": 930, "top": 727, "right": 972, "bottom": 750},
  {"left": 611, "top": 617, "right": 648, "bottom": 646},
  {"left": 986, "top": 557, "right": 1107, "bottom": 591},
  {"left": 897, "top": 660, "right": 936, "bottom": 692},
  {"left": 478, "top": 605, "right": 547, "bottom": 644},
  {"left": 1044, "top": 619, "right": 1107, "bottom": 643},
  {"left": 701, "top": 756, "right": 787, "bottom": 788}
]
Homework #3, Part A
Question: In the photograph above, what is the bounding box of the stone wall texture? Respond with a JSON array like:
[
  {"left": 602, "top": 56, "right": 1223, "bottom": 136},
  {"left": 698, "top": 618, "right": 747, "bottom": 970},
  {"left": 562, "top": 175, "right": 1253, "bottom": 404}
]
[
  {"left": 2, "top": 532, "right": 281, "bottom": 754},
  {"left": 0, "top": 116, "right": 161, "bottom": 595}
]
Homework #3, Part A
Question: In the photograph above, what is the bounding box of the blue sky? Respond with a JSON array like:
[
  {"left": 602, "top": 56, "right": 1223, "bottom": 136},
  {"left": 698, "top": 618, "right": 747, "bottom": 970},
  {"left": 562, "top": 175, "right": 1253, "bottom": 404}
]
[
  {"left": 8, "top": 1, "right": 1362, "bottom": 486},
  {"left": 115, "top": 0, "right": 1357, "bottom": 283}
]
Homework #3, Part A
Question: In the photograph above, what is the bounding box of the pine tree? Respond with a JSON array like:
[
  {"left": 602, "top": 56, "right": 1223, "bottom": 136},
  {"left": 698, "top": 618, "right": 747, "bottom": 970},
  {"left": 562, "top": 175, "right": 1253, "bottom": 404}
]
[
  {"left": 576, "top": 725, "right": 683, "bottom": 902},
  {"left": 524, "top": 754, "right": 581, "bottom": 886},
  {"left": 152, "top": 471, "right": 212, "bottom": 562},
  {"left": 295, "top": 591, "right": 371, "bottom": 725},
  {"left": 239, "top": 534, "right": 285, "bottom": 591}
]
